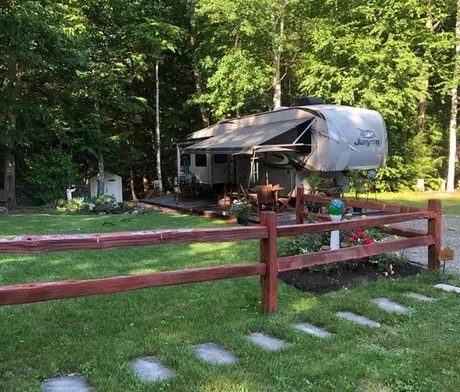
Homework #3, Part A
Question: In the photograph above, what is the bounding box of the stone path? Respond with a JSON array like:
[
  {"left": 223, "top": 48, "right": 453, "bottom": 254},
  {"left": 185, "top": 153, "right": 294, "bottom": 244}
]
[
  {"left": 335, "top": 311, "right": 381, "bottom": 328},
  {"left": 40, "top": 282, "right": 460, "bottom": 390},
  {"left": 372, "top": 297, "right": 409, "bottom": 314},
  {"left": 293, "top": 322, "right": 332, "bottom": 339},
  {"left": 192, "top": 342, "right": 238, "bottom": 365},
  {"left": 248, "top": 332, "right": 289, "bottom": 351},
  {"left": 404, "top": 292, "right": 437, "bottom": 302},
  {"left": 130, "top": 357, "right": 175, "bottom": 382},
  {"left": 41, "top": 375, "right": 91, "bottom": 392},
  {"left": 434, "top": 283, "right": 460, "bottom": 293}
]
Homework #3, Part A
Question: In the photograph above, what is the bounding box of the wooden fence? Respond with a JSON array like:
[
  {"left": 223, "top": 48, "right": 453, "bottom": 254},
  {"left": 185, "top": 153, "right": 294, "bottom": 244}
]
[{"left": 0, "top": 190, "right": 441, "bottom": 313}]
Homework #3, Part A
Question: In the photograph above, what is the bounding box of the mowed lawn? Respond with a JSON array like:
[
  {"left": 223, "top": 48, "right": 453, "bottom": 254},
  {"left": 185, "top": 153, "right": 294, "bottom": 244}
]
[
  {"left": 375, "top": 191, "right": 460, "bottom": 215},
  {"left": 0, "top": 211, "right": 460, "bottom": 391}
]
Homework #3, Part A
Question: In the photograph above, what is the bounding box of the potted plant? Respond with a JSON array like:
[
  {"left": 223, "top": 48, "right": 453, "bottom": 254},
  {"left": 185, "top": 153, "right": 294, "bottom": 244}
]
[
  {"left": 303, "top": 173, "right": 324, "bottom": 213},
  {"left": 229, "top": 199, "right": 251, "bottom": 225}
]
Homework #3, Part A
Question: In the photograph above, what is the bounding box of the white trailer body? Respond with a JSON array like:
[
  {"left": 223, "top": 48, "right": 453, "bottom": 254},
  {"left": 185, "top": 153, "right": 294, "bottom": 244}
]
[{"left": 179, "top": 104, "right": 387, "bottom": 192}]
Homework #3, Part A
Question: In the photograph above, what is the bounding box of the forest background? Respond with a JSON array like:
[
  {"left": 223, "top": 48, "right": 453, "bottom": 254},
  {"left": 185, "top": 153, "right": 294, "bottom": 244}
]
[{"left": 1, "top": 0, "right": 459, "bottom": 206}]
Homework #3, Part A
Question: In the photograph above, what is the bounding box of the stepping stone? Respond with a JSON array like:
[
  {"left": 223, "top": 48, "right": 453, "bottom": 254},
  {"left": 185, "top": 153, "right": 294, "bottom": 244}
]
[
  {"left": 434, "top": 283, "right": 460, "bottom": 294},
  {"left": 130, "top": 357, "right": 175, "bottom": 382},
  {"left": 336, "top": 311, "right": 381, "bottom": 328},
  {"left": 372, "top": 297, "right": 409, "bottom": 314},
  {"left": 41, "top": 375, "right": 91, "bottom": 392},
  {"left": 193, "top": 342, "right": 237, "bottom": 365},
  {"left": 404, "top": 292, "right": 437, "bottom": 302},
  {"left": 248, "top": 332, "right": 289, "bottom": 351},
  {"left": 293, "top": 322, "right": 332, "bottom": 339}
]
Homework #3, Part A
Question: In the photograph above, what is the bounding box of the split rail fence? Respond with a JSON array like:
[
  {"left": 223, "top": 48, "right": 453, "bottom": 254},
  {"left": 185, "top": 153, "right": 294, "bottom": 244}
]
[{"left": 0, "top": 188, "right": 441, "bottom": 313}]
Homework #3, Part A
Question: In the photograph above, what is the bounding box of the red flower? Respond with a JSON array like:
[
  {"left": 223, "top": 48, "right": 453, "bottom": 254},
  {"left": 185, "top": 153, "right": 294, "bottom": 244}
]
[
  {"left": 348, "top": 234, "right": 358, "bottom": 242},
  {"left": 347, "top": 228, "right": 375, "bottom": 246}
]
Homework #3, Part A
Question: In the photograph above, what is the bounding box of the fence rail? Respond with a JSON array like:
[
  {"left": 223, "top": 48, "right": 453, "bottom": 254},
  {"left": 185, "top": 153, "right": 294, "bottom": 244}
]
[
  {"left": 0, "top": 263, "right": 267, "bottom": 305},
  {"left": 0, "top": 226, "right": 267, "bottom": 253},
  {"left": 0, "top": 191, "right": 442, "bottom": 312}
]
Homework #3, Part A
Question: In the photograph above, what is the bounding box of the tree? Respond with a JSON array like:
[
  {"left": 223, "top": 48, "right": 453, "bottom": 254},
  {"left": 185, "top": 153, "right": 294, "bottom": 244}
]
[
  {"left": 447, "top": 0, "right": 460, "bottom": 191},
  {"left": 0, "top": 0, "right": 86, "bottom": 206}
]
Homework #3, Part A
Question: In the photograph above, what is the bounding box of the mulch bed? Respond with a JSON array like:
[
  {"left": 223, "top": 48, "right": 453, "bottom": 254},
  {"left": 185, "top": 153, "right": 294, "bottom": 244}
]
[{"left": 278, "top": 260, "right": 424, "bottom": 294}]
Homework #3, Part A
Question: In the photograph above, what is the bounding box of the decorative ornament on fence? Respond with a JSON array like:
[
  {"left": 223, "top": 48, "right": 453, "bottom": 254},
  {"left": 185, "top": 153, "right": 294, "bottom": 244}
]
[
  {"left": 327, "top": 199, "right": 345, "bottom": 250},
  {"left": 439, "top": 247, "right": 455, "bottom": 273}
]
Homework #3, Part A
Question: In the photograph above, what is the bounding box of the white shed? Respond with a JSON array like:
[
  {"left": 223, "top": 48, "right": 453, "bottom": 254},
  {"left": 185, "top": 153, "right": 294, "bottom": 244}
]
[{"left": 89, "top": 171, "right": 123, "bottom": 203}]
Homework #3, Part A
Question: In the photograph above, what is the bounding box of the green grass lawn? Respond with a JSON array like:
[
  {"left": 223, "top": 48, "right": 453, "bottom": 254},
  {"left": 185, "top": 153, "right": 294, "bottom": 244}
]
[
  {"left": 372, "top": 191, "right": 460, "bottom": 215},
  {"left": 1, "top": 211, "right": 460, "bottom": 391}
]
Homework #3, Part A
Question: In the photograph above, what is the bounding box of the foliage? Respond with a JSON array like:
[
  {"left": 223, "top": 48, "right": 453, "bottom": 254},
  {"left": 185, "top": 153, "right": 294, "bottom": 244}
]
[
  {"left": 377, "top": 132, "right": 444, "bottom": 191},
  {"left": 56, "top": 197, "right": 87, "bottom": 212},
  {"left": 280, "top": 232, "right": 327, "bottom": 256},
  {"left": 346, "top": 170, "right": 367, "bottom": 199},
  {"left": 23, "top": 150, "right": 80, "bottom": 205},
  {"left": 57, "top": 195, "right": 136, "bottom": 214},
  {"left": 0, "top": 0, "right": 459, "bottom": 204},
  {"left": 302, "top": 172, "right": 323, "bottom": 194},
  {"left": 367, "top": 253, "right": 409, "bottom": 274},
  {"left": 228, "top": 199, "right": 251, "bottom": 220}
]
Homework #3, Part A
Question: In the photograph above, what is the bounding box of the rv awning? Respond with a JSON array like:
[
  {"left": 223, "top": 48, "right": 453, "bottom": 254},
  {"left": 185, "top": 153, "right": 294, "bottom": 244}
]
[{"left": 183, "top": 118, "right": 310, "bottom": 154}]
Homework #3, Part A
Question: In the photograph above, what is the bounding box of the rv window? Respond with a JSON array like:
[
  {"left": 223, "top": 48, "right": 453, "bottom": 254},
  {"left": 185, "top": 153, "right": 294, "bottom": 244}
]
[
  {"left": 213, "top": 154, "right": 227, "bottom": 164},
  {"left": 181, "top": 154, "right": 191, "bottom": 167},
  {"left": 195, "top": 154, "right": 207, "bottom": 167}
]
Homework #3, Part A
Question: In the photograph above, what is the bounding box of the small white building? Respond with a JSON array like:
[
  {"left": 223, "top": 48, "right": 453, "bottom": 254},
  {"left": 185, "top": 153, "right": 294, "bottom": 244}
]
[{"left": 89, "top": 171, "right": 123, "bottom": 202}]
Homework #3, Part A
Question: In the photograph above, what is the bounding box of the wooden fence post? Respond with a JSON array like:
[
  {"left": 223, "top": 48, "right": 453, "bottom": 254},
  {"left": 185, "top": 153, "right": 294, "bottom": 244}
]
[
  {"left": 295, "top": 186, "right": 304, "bottom": 224},
  {"left": 260, "top": 211, "right": 278, "bottom": 313},
  {"left": 427, "top": 199, "right": 442, "bottom": 270}
]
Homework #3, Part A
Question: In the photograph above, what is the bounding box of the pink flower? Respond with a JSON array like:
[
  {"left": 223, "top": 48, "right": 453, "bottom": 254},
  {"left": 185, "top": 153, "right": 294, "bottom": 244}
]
[
  {"left": 348, "top": 234, "right": 358, "bottom": 242},
  {"left": 364, "top": 238, "right": 374, "bottom": 245}
]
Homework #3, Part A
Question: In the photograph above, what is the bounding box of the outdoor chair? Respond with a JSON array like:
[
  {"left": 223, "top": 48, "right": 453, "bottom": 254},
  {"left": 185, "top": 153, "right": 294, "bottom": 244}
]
[
  {"left": 240, "top": 185, "right": 258, "bottom": 209},
  {"left": 256, "top": 185, "right": 275, "bottom": 211},
  {"left": 277, "top": 187, "right": 296, "bottom": 212}
]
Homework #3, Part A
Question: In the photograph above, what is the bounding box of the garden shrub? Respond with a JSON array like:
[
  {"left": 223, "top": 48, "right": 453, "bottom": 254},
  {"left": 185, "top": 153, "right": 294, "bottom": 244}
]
[
  {"left": 280, "top": 232, "right": 327, "bottom": 256},
  {"left": 24, "top": 151, "right": 80, "bottom": 205},
  {"left": 280, "top": 222, "right": 406, "bottom": 276},
  {"left": 57, "top": 195, "right": 136, "bottom": 214}
]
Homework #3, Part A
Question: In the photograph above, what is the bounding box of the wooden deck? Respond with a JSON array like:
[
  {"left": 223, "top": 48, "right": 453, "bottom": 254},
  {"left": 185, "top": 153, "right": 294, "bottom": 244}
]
[{"left": 142, "top": 194, "right": 297, "bottom": 224}]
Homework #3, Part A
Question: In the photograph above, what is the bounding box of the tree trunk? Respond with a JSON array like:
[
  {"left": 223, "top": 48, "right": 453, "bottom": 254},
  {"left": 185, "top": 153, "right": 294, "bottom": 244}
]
[
  {"left": 130, "top": 169, "right": 138, "bottom": 201},
  {"left": 416, "top": 71, "right": 428, "bottom": 134},
  {"left": 97, "top": 152, "right": 105, "bottom": 196},
  {"left": 447, "top": 1, "right": 460, "bottom": 192},
  {"left": 4, "top": 47, "right": 18, "bottom": 208},
  {"left": 447, "top": 89, "right": 458, "bottom": 191},
  {"left": 417, "top": 13, "right": 439, "bottom": 134},
  {"left": 272, "top": 0, "right": 286, "bottom": 110},
  {"left": 3, "top": 149, "right": 15, "bottom": 208},
  {"left": 189, "top": 8, "right": 210, "bottom": 127},
  {"left": 142, "top": 172, "right": 149, "bottom": 194},
  {"left": 155, "top": 60, "right": 163, "bottom": 191}
]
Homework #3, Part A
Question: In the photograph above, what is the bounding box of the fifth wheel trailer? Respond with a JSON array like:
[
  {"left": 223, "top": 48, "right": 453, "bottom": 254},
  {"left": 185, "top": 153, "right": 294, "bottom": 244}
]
[{"left": 178, "top": 104, "right": 388, "bottom": 195}]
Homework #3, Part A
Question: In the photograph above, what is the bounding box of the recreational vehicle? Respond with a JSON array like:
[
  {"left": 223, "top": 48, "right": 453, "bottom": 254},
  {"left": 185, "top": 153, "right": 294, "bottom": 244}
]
[{"left": 177, "top": 104, "right": 388, "bottom": 197}]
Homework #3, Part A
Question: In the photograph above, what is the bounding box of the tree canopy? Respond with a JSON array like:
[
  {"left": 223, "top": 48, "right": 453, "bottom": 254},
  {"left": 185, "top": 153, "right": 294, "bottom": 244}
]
[{"left": 0, "top": 0, "right": 458, "bottom": 204}]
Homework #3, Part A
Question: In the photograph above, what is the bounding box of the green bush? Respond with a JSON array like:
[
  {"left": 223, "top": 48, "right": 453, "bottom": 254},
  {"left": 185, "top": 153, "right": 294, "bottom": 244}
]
[
  {"left": 57, "top": 197, "right": 87, "bottom": 212},
  {"left": 24, "top": 151, "right": 80, "bottom": 205},
  {"left": 377, "top": 132, "right": 443, "bottom": 192},
  {"left": 279, "top": 232, "right": 327, "bottom": 257},
  {"left": 57, "top": 195, "right": 135, "bottom": 214}
]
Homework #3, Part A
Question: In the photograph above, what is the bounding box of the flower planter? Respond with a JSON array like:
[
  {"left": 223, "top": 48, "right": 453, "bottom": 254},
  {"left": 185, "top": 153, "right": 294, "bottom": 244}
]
[{"left": 237, "top": 217, "right": 249, "bottom": 226}]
